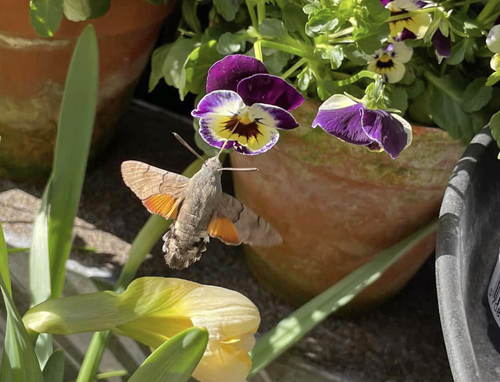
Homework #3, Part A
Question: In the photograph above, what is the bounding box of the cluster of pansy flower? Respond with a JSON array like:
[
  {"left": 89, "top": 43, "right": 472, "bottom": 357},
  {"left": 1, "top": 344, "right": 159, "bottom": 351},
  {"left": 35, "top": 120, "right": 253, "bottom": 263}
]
[
  {"left": 367, "top": 0, "right": 451, "bottom": 82},
  {"left": 192, "top": 54, "right": 413, "bottom": 160}
]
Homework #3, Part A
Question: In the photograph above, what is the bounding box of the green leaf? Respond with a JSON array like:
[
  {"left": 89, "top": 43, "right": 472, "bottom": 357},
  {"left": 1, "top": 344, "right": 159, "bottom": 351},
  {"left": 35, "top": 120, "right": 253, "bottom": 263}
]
[
  {"left": 406, "top": 78, "right": 425, "bottom": 99},
  {"left": 184, "top": 40, "right": 223, "bottom": 96},
  {"left": 305, "top": 8, "right": 340, "bottom": 37},
  {"left": 430, "top": 85, "right": 487, "bottom": 143},
  {"left": 486, "top": 71, "right": 500, "bottom": 86},
  {"left": 163, "top": 38, "right": 198, "bottom": 98},
  {"left": 490, "top": 111, "right": 500, "bottom": 158},
  {"left": 63, "top": 0, "right": 91, "bottom": 21},
  {"left": 128, "top": 327, "right": 208, "bottom": 382},
  {"left": 319, "top": 45, "right": 344, "bottom": 69},
  {"left": 259, "top": 18, "right": 290, "bottom": 40},
  {"left": 149, "top": 44, "right": 172, "bottom": 92},
  {"left": 0, "top": 220, "right": 44, "bottom": 382},
  {"left": 42, "top": 349, "right": 65, "bottom": 382},
  {"left": 47, "top": 25, "right": 99, "bottom": 299},
  {"left": 386, "top": 86, "right": 408, "bottom": 115},
  {"left": 249, "top": 220, "right": 438, "bottom": 376},
  {"left": 217, "top": 32, "right": 248, "bottom": 55},
  {"left": 182, "top": 0, "right": 202, "bottom": 34},
  {"left": 29, "top": 0, "right": 63, "bottom": 37},
  {"left": 461, "top": 78, "right": 492, "bottom": 113},
  {"left": 364, "top": 0, "right": 390, "bottom": 23},
  {"left": 296, "top": 66, "right": 313, "bottom": 91},
  {"left": 89, "top": 0, "right": 111, "bottom": 19},
  {"left": 282, "top": 4, "right": 308, "bottom": 38},
  {"left": 262, "top": 48, "right": 290, "bottom": 74},
  {"left": 214, "top": 0, "right": 241, "bottom": 21},
  {"left": 447, "top": 38, "right": 475, "bottom": 65},
  {"left": 342, "top": 44, "right": 367, "bottom": 65}
]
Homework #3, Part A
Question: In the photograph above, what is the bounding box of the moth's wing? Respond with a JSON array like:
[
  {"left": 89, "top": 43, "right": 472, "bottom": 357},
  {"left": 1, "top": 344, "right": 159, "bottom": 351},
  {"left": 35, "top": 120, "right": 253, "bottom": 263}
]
[
  {"left": 121, "top": 160, "right": 189, "bottom": 219},
  {"left": 208, "top": 193, "right": 282, "bottom": 246}
]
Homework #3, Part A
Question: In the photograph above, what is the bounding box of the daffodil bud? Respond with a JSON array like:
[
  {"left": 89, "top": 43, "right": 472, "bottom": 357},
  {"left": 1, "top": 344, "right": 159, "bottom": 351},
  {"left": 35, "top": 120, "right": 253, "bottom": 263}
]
[{"left": 23, "top": 277, "right": 260, "bottom": 382}]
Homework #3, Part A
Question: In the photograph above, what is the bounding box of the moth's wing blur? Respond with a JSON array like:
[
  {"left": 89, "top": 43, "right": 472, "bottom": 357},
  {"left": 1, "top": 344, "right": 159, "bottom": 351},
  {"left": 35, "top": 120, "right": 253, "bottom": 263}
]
[
  {"left": 121, "top": 160, "right": 188, "bottom": 219},
  {"left": 208, "top": 193, "right": 282, "bottom": 246}
]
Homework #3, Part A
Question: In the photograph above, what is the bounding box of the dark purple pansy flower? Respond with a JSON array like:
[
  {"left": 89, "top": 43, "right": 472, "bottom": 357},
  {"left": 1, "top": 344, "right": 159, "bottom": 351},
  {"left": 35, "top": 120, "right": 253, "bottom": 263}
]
[
  {"left": 432, "top": 29, "right": 451, "bottom": 63},
  {"left": 192, "top": 55, "right": 304, "bottom": 155},
  {"left": 312, "top": 94, "right": 412, "bottom": 159}
]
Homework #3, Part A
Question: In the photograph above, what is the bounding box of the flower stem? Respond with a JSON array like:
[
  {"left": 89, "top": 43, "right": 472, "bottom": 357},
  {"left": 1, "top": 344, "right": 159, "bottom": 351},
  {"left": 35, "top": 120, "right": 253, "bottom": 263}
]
[
  {"left": 253, "top": 1, "right": 267, "bottom": 62},
  {"left": 281, "top": 58, "right": 308, "bottom": 80},
  {"left": 476, "top": 0, "right": 500, "bottom": 25},
  {"left": 75, "top": 331, "right": 111, "bottom": 382},
  {"left": 328, "top": 27, "right": 354, "bottom": 40},
  {"left": 260, "top": 40, "right": 308, "bottom": 57},
  {"left": 246, "top": 0, "right": 258, "bottom": 29},
  {"left": 334, "top": 70, "right": 382, "bottom": 87}
]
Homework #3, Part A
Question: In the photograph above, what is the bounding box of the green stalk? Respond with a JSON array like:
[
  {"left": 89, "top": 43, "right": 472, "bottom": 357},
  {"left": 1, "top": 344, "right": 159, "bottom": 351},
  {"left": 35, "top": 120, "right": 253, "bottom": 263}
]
[
  {"left": 476, "top": 0, "right": 500, "bottom": 25},
  {"left": 245, "top": 0, "right": 258, "bottom": 29},
  {"left": 260, "top": 40, "right": 308, "bottom": 57},
  {"left": 328, "top": 26, "right": 354, "bottom": 40},
  {"left": 76, "top": 157, "right": 205, "bottom": 382},
  {"left": 281, "top": 58, "right": 308, "bottom": 80},
  {"left": 334, "top": 70, "right": 382, "bottom": 87}
]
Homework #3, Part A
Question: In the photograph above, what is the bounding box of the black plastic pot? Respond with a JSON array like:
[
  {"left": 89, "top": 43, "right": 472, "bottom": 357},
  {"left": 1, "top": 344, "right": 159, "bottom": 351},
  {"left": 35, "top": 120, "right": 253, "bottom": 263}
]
[{"left": 436, "top": 127, "right": 500, "bottom": 382}]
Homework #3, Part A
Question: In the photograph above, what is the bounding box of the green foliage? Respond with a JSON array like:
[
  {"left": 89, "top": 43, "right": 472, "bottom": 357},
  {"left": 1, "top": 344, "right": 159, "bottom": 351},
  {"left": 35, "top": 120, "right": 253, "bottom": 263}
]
[
  {"left": 88, "top": 0, "right": 111, "bottom": 19},
  {"left": 128, "top": 328, "right": 208, "bottom": 382},
  {"left": 249, "top": 220, "right": 438, "bottom": 376},
  {"left": 185, "top": 40, "right": 224, "bottom": 96},
  {"left": 182, "top": 0, "right": 202, "bottom": 34},
  {"left": 462, "top": 78, "right": 492, "bottom": 113},
  {"left": 490, "top": 112, "right": 500, "bottom": 157},
  {"left": 42, "top": 350, "right": 65, "bottom": 382},
  {"left": 29, "top": 0, "right": 63, "bottom": 37},
  {"left": 0, "top": 221, "right": 44, "bottom": 382},
  {"left": 214, "top": 0, "right": 242, "bottom": 21}
]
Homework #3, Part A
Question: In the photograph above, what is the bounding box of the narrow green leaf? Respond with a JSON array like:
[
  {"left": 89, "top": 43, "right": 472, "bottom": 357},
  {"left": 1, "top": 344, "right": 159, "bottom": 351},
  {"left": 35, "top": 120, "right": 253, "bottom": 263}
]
[
  {"left": 489, "top": 111, "right": 500, "bottom": 158},
  {"left": 42, "top": 349, "right": 65, "bottom": 382},
  {"left": 486, "top": 71, "right": 500, "bottom": 86},
  {"left": 182, "top": 0, "right": 202, "bottom": 34},
  {"left": 0, "top": 217, "right": 11, "bottom": 297},
  {"left": 29, "top": 0, "right": 63, "bottom": 37},
  {"left": 0, "top": 220, "right": 44, "bottom": 382},
  {"left": 249, "top": 220, "right": 438, "bottom": 376},
  {"left": 128, "top": 327, "right": 208, "bottom": 382},
  {"left": 48, "top": 25, "right": 99, "bottom": 299},
  {"left": 149, "top": 44, "right": 172, "bottom": 92}
]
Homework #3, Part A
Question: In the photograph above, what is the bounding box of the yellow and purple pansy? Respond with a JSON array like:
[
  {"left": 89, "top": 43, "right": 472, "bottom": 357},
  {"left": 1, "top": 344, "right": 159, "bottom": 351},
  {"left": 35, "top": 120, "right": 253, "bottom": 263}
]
[
  {"left": 382, "top": 0, "right": 431, "bottom": 40},
  {"left": 312, "top": 94, "right": 412, "bottom": 159},
  {"left": 367, "top": 42, "right": 413, "bottom": 83},
  {"left": 192, "top": 55, "right": 304, "bottom": 155}
]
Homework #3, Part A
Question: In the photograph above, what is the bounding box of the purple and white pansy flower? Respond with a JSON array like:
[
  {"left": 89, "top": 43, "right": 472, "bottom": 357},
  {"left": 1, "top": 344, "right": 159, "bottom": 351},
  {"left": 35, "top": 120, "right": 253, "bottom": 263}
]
[
  {"left": 383, "top": 0, "right": 431, "bottom": 41},
  {"left": 192, "top": 55, "right": 304, "bottom": 155},
  {"left": 312, "top": 94, "right": 412, "bottom": 159},
  {"left": 432, "top": 29, "right": 451, "bottom": 63},
  {"left": 367, "top": 42, "right": 413, "bottom": 83}
]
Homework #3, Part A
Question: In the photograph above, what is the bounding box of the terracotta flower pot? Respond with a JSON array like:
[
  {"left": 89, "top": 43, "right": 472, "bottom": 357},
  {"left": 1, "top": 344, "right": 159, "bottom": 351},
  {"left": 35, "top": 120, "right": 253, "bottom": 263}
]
[
  {"left": 0, "top": 0, "right": 173, "bottom": 180},
  {"left": 230, "top": 98, "right": 465, "bottom": 309}
]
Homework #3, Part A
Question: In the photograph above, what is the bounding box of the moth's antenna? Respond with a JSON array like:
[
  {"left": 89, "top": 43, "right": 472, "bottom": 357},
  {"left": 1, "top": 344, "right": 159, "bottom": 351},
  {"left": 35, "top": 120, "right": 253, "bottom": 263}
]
[
  {"left": 173, "top": 133, "right": 205, "bottom": 163},
  {"left": 218, "top": 167, "right": 259, "bottom": 172},
  {"left": 217, "top": 121, "right": 240, "bottom": 160}
]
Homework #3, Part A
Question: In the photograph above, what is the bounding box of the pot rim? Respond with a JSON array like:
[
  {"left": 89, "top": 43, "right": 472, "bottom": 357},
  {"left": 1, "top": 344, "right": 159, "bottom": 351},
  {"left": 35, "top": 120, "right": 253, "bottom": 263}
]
[{"left": 436, "top": 126, "right": 493, "bottom": 382}]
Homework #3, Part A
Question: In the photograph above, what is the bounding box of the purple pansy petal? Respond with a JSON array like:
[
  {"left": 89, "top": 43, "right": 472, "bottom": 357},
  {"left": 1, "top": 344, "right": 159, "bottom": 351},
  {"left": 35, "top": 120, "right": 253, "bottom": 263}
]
[
  {"left": 236, "top": 74, "right": 305, "bottom": 111},
  {"left": 249, "top": 103, "right": 299, "bottom": 130},
  {"left": 398, "top": 28, "right": 417, "bottom": 40},
  {"left": 432, "top": 29, "right": 451, "bottom": 58},
  {"left": 206, "top": 55, "right": 268, "bottom": 93},
  {"left": 312, "top": 98, "right": 372, "bottom": 145},
  {"left": 192, "top": 90, "right": 244, "bottom": 118},
  {"left": 380, "top": 0, "right": 392, "bottom": 6},
  {"left": 360, "top": 109, "right": 408, "bottom": 159}
]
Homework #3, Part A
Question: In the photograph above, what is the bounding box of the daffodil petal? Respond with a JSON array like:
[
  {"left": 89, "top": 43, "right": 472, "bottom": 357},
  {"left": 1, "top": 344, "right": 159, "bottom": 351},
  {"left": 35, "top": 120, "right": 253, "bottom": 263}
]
[
  {"left": 193, "top": 341, "right": 252, "bottom": 382},
  {"left": 192, "top": 90, "right": 244, "bottom": 118}
]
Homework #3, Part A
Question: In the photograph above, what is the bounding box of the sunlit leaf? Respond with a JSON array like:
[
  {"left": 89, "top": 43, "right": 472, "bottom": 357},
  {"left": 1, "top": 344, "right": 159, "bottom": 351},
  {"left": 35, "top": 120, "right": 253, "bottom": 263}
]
[
  {"left": 128, "top": 327, "right": 208, "bottom": 382},
  {"left": 29, "top": 0, "right": 63, "bottom": 37}
]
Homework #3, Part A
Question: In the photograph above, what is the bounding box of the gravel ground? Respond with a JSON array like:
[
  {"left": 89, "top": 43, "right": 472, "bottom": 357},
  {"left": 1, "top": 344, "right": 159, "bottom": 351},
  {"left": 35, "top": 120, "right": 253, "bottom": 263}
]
[{"left": 1, "top": 100, "right": 453, "bottom": 382}]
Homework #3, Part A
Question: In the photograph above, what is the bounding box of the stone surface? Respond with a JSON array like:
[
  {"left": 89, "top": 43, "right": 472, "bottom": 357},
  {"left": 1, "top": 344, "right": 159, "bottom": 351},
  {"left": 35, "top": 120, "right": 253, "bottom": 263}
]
[{"left": 0, "top": 100, "right": 453, "bottom": 382}]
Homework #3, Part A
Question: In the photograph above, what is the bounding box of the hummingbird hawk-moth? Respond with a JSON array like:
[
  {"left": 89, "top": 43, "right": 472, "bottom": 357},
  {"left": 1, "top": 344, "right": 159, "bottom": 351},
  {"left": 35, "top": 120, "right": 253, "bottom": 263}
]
[{"left": 121, "top": 133, "right": 282, "bottom": 270}]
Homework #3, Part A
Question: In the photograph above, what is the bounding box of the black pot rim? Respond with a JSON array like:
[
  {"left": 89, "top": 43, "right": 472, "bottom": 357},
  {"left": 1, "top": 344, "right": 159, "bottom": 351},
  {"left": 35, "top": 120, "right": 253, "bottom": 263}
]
[{"left": 436, "top": 127, "right": 493, "bottom": 382}]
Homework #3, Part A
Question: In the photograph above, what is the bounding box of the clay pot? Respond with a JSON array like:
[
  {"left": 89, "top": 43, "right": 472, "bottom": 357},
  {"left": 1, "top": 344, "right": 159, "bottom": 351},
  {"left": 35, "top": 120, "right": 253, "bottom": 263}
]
[
  {"left": 0, "top": 0, "right": 173, "bottom": 180},
  {"left": 230, "top": 98, "right": 465, "bottom": 309}
]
